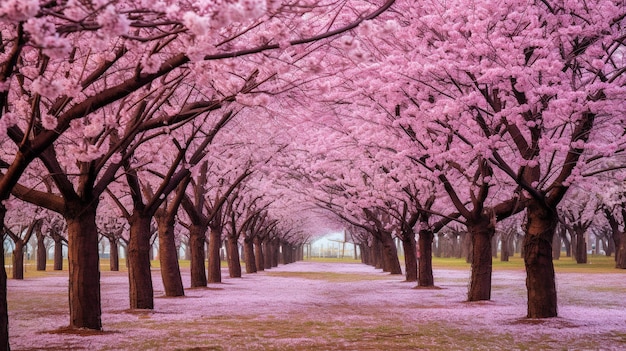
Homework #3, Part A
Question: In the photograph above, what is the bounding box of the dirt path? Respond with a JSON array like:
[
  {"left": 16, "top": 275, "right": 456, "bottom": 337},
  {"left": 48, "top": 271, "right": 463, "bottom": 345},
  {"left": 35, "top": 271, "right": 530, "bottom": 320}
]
[{"left": 7, "top": 261, "right": 626, "bottom": 350}]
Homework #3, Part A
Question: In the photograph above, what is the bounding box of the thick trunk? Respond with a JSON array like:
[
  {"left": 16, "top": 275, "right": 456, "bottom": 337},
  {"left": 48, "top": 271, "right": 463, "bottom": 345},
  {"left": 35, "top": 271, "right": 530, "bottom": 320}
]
[
  {"left": 263, "top": 239, "right": 273, "bottom": 270},
  {"left": 562, "top": 231, "right": 572, "bottom": 257},
  {"left": 157, "top": 218, "right": 184, "bottom": 297},
  {"left": 65, "top": 203, "right": 102, "bottom": 329},
  {"left": 402, "top": 234, "right": 417, "bottom": 282},
  {"left": 616, "top": 232, "right": 626, "bottom": 269},
  {"left": 0, "top": 206, "right": 9, "bottom": 350},
  {"left": 207, "top": 226, "right": 222, "bottom": 283},
  {"left": 372, "top": 237, "right": 383, "bottom": 269},
  {"left": 53, "top": 238, "right": 63, "bottom": 270},
  {"left": 11, "top": 243, "right": 25, "bottom": 280},
  {"left": 189, "top": 223, "right": 207, "bottom": 287},
  {"left": 109, "top": 237, "right": 119, "bottom": 272},
  {"left": 417, "top": 229, "right": 434, "bottom": 287},
  {"left": 128, "top": 213, "right": 154, "bottom": 309},
  {"left": 244, "top": 239, "right": 257, "bottom": 273},
  {"left": 467, "top": 219, "right": 494, "bottom": 302},
  {"left": 226, "top": 238, "right": 242, "bottom": 278},
  {"left": 523, "top": 202, "right": 558, "bottom": 318},
  {"left": 573, "top": 230, "right": 587, "bottom": 264},
  {"left": 36, "top": 233, "right": 46, "bottom": 271},
  {"left": 254, "top": 237, "right": 264, "bottom": 271},
  {"left": 501, "top": 234, "right": 511, "bottom": 262},
  {"left": 359, "top": 244, "right": 370, "bottom": 265},
  {"left": 380, "top": 231, "right": 401, "bottom": 274}
]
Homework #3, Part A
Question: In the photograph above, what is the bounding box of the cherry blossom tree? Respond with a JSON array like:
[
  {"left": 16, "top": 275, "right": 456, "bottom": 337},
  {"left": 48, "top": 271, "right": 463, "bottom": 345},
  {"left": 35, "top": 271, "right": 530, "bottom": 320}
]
[
  {"left": 1, "top": 1, "right": 398, "bottom": 346},
  {"left": 350, "top": 0, "right": 625, "bottom": 317}
]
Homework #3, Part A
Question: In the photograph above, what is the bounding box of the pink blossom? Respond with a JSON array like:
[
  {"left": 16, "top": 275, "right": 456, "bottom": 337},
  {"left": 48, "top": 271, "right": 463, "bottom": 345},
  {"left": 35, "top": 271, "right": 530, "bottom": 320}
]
[
  {"left": 0, "top": 0, "right": 39, "bottom": 22},
  {"left": 41, "top": 113, "right": 58, "bottom": 130}
]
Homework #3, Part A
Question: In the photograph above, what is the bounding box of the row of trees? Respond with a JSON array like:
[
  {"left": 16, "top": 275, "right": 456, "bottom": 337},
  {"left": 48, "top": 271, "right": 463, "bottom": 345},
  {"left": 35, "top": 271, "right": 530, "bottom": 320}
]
[
  {"left": 0, "top": 0, "right": 397, "bottom": 348},
  {"left": 1, "top": 0, "right": 624, "bottom": 349}
]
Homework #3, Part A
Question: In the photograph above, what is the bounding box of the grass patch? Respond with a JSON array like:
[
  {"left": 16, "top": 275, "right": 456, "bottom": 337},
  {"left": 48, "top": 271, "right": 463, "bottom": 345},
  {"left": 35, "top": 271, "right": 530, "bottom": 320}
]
[{"left": 429, "top": 255, "right": 622, "bottom": 273}]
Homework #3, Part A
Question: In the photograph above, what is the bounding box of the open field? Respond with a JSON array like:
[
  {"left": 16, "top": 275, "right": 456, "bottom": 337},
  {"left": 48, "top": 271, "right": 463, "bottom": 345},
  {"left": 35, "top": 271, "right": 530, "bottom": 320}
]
[{"left": 6, "top": 257, "right": 626, "bottom": 350}]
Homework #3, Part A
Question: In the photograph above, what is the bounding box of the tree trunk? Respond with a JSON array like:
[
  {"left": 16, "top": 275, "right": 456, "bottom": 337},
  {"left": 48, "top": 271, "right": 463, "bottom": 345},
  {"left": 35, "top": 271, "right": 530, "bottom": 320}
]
[
  {"left": 11, "top": 242, "right": 25, "bottom": 280},
  {"left": 573, "top": 229, "right": 587, "bottom": 264},
  {"left": 189, "top": 223, "right": 208, "bottom": 287},
  {"left": 263, "top": 239, "right": 273, "bottom": 270},
  {"left": 36, "top": 231, "right": 47, "bottom": 271},
  {"left": 467, "top": 219, "right": 494, "bottom": 301},
  {"left": 380, "top": 231, "right": 402, "bottom": 275},
  {"left": 65, "top": 202, "right": 102, "bottom": 329},
  {"left": 417, "top": 229, "right": 434, "bottom": 287},
  {"left": 244, "top": 238, "right": 257, "bottom": 273},
  {"left": 226, "top": 237, "right": 242, "bottom": 278},
  {"left": 501, "top": 234, "right": 511, "bottom": 262},
  {"left": 254, "top": 237, "right": 264, "bottom": 271},
  {"left": 523, "top": 202, "right": 558, "bottom": 318},
  {"left": 401, "top": 234, "right": 418, "bottom": 282},
  {"left": 372, "top": 237, "right": 383, "bottom": 269},
  {"left": 128, "top": 213, "right": 154, "bottom": 309},
  {"left": 207, "top": 225, "right": 222, "bottom": 283},
  {"left": 562, "top": 230, "right": 572, "bottom": 257},
  {"left": 0, "top": 206, "right": 9, "bottom": 350},
  {"left": 615, "top": 231, "right": 626, "bottom": 269},
  {"left": 156, "top": 217, "right": 184, "bottom": 297},
  {"left": 53, "top": 238, "right": 63, "bottom": 270},
  {"left": 109, "top": 237, "right": 119, "bottom": 272}
]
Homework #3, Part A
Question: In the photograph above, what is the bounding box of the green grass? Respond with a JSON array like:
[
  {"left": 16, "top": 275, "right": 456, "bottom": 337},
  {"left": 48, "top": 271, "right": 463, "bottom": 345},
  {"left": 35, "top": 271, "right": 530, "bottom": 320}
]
[{"left": 429, "top": 254, "right": 621, "bottom": 273}]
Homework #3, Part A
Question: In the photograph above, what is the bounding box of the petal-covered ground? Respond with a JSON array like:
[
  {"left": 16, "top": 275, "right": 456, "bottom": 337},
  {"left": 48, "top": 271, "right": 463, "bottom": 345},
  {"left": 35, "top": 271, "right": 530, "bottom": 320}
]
[{"left": 7, "top": 261, "right": 626, "bottom": 350}]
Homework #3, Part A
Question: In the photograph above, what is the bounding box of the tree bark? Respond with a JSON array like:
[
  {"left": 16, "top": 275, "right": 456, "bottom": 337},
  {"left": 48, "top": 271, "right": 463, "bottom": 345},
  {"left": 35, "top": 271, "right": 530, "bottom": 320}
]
[
  {"left": 189, "top": 223, "right": 208, "bottom": 287},
  {"left": 65, "top": 202, "right": 102, "bottom": 329},
  {"left": 401, "top": 234, "right": 418, "bottom": 282},
  {"left": 156, "top": 216, "right": 184, "bottom": 297},
  {"left": 53, "top": 237, "right": 63, "bottom": 270},
  {"left": 523, "top": 202, "right": 558, "bottom": 318},
  {"left": 128, "top": 213, "right": 154, "bottom": 309},
  {"left": 501, "top": 233, "right": 511, "bottom": 262},
  {"left": 417, "top": 229, "right": 434, "bottom": 287},
  {"left": 207, "top": 225, "right": 222, "bottom": 283},
  {"left": 11, "top": 242, "right": 25, "bottom": 280},
  {"left": 226, "top": 238, "right": 242, "bottom": 278},
  {"left": 254, "top": 236, "right": 264, "bottom": 271},
  {"left": 109, "top": 237, "right": 119, "bottom": 272},
  {"left": 243, "top": 238, "right": 257, "bottom": 273},
  {"left": 467, "top": 218, "right": 495, "bottom": 301},
  {"left": 573, "top": 229, "right": 587, "bottom": 264},
  {"left": 36, "top": 230, "right": 47, "bottom": 271},
  {"left": 380, "top": 231, "right": 402, "bottom": 275},
  {"left": 263, "top": 239, "right": 273, "bottom": 270}
]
